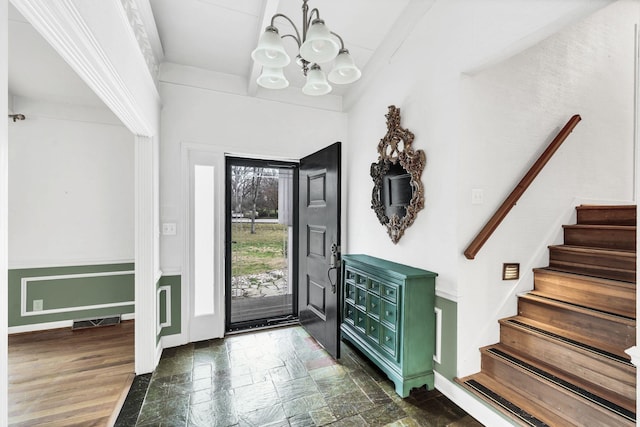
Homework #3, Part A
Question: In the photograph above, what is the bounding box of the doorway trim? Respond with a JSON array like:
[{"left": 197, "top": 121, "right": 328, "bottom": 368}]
[{"left": 1, "top": 1, "right": 8, "bottom": 422}]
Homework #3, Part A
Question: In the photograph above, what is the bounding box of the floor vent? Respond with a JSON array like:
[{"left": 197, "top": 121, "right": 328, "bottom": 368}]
[{"left": 72, "top": 315, "right": 121, "bottom": 330}]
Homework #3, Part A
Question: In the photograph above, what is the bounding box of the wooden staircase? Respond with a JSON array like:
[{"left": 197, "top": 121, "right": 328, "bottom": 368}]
[{"left": 458, "top": 205, "right": 637, "bottom": 426}]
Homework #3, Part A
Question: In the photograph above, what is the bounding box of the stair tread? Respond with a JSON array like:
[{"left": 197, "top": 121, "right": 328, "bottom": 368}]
[
  {"left": 533, "top": 267, "right": 636, "bottom": 289},
  {"left": 503, "top": 315, "right": 633, "bottom": 362},
  {"left": 577, "top": 204, "right": 637, "bottom": 210},
  {"left": 481, "top": 345, "right": 636, "bottom": 424},
  {"left": 563, "top": 224, "right": 637, "bottom": 230},
  {"left": 457, "top": 373, "right": 568, "bottom": 427},
  {"left": 547, "top": 260, "right": 636, "bottom": 284},
  {"left": 529, "top": 289, "right": 635, "bottom": 319},
  {"left": 548, "top": 244, "right": 636, "bottom": 256},
  {"left": 532, "top": 267, "right": 636, "bottom": 318},
  {"left": 520, "top": 293, "right": 636, "bottom": 325}
]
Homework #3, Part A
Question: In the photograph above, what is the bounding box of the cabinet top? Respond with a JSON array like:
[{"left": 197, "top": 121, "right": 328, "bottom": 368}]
[{"left": 342, "top": 254, "right": 437, "bottom": 279}]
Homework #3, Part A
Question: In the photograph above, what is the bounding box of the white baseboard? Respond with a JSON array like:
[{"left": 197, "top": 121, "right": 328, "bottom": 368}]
[
  {"left": 434, "top": 371, "right": 516, "bottom": 427},
  {"left": 155, "top": 341, "right": 163, "bottom": 366},
  {"left": 161, "top": 332, "right": 188, "bottom": 349},
  {"left": 122, "top": 313, "right": 135, "bottom": 321},
  {"left": 8, "top": 312, "right": 135, "bottom": 334}
]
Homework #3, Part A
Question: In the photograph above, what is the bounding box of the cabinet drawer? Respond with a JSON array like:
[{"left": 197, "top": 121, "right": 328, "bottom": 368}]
[
  {"left": 381, "top": 300, "right": 398, "bottom": 327},
  {"left": 381, "top": 325, "right": 397, "bottom": 357},
  {"left": 355, "top": 273, "right": 368, "bottom": 288},
  {"left": 368, "top": 279, "right": 381, "bottom": 295},
  {"left": 344, "top": 302, "right": 356, "bottom": 325},
  {"left": 355, "top": 287, "right": 367, "bottom": 309},
  {"left": 345, "top": 282, "right": 356, "bottom": 303},
  {"left": 367, "top": 317, "right": 380, "bottom": 344},
  {"left": 367, "top": 294, "right": 380, "bottom": 318},
  {"left": 355, "top": 309, "right": 367, "bottom": 332},
  {"left": 381, "top": 283, "right": 398, "bottom": 303},
  {"left": 345, "top": 268, "right": 357, "bottom": 283}
]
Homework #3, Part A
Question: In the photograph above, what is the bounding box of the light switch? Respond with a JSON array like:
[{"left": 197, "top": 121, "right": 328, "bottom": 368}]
[
  {"left": 471, "top": 189, "right": 484, "bottom": 205},
  {"left": 162, "top": 223, "right": 177, "bottom": 235}
]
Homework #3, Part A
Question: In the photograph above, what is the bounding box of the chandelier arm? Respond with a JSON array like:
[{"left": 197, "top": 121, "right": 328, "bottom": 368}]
[
  {"left": 305, "top": 8, "right": 321, "bottom": 34},
  {"left": 308, "top": 8, "right": 320, "bottom": 24},
  {"left": 281, "top": 33, "right": 301, "bottom": 48},
  {"left": 329, "top": 31, "right": 346, "bottom": 50},
  {"left": 270, "top": 13, "right": 302, "bottom": 44}
]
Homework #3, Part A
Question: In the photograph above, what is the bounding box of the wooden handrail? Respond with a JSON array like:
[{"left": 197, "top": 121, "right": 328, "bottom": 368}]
[{"left": 464, "top": 114, "right": 582, "bottom": 260}]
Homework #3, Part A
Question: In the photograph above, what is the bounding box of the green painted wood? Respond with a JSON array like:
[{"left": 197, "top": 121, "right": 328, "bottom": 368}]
[
  {"left": 8, "top": 263, "right": 134, "bottom": 327},
  {"left": 158, "top": 275, "right": 182, "bottom": 338},
  {"left": 340, "top": 254, "right": 437, "bottom": 397},
  {"left": 434, "top": 296, "right": 457, "bottom": 380}
]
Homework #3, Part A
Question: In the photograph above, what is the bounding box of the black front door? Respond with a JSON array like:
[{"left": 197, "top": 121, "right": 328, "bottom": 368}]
[{"left": 298, "top": 142, "right": 341, "bottom": 358}]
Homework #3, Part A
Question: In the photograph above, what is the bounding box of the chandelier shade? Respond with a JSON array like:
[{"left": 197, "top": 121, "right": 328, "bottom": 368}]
[
  {"left": 328, "top": 49, "right": 361, "bottom": 84},
  {"left": 257, "top": 67, "right": 289, "bottom": 89},
  {"left": 251, "top": 0, "right": 361, "bottom": 96},
  {"left": 302, "top": 64, "right": 332, "bottom": 96},
  {"left": 299, "top": 19, "right": 340, "bottom": 64},
  {"left": 251, "top": 26, "right": 291, "bottom": 68}
]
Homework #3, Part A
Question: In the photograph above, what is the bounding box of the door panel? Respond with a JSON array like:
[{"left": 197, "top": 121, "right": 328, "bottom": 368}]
[{"left": 299, "top": 142, "right": 341, "bottom": 358}]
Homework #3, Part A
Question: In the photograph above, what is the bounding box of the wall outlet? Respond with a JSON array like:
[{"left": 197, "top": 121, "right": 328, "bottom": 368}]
[
  {"left": 162, "top": 222, "right": 177, "bottom": 235},
  {"left": 471, "top": 189, "right": 484, "bottom": 205},
  {"left": 33, "top": 299, "right": 43, "bottom": 311}
]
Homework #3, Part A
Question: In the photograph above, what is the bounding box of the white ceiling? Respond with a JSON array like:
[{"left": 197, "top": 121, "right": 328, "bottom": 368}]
[
  {"left": 7, "top": 0, "right": 415, "bottom": 109},
  {"left": 7, "top": 3, "right": 105, "bottom": 107},
  {"left": 150, "top": 0, "right": 412, "bottom": 96}
]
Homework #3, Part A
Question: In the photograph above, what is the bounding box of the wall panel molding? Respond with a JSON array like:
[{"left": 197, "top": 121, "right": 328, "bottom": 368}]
[{"left": 20, "top": 270, "right": 134, "bottom": 317}]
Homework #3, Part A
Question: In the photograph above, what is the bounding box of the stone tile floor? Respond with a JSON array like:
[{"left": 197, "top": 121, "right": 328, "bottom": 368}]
[{"left": 126, "top": 326, "right": 483, "bottom": 426}]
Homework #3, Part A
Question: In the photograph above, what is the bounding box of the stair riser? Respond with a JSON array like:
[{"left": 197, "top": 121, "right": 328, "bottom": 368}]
[
  {"left": 563, "top": 226, "right": 636, "bottom": 251},
  {"left": 518, "top": 298, "right": 635, "bottom": 352},
  {"left": 548, "top": 248, "right": 635, "bottom": 283},
  {"left": 481, "top": 352, "right": 635, "bottom": 426},
  {"left": 500, "top": 323, "right": 636, "bottom": 404},
  {"left": 533, "top": 270, "right": 636, "bottom": 318},
  {"left": 456, "top": 374, "right": 572, "bottom": 427},
  {"left": 577, "top": 206, "right": 636, "bottom": 226}
]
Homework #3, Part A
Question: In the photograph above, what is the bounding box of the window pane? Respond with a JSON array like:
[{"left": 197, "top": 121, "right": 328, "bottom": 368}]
[{"left": 194, "top": 165, "right": 215, "bottom": 316}]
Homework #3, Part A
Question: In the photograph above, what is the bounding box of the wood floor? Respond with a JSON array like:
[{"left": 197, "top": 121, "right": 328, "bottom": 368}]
[{"left": 8, "top": 321, "right": 135, "bottom": 427}]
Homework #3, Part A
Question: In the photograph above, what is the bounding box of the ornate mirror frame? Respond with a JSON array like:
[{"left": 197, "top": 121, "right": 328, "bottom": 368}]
[{"left": 370, "top": 105, "right": 426, "bottom": 244}]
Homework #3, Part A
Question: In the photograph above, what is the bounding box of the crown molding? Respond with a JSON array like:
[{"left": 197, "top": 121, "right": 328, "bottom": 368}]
[{"left": 119, "top": 0, "right": 162, "bottom": 83}]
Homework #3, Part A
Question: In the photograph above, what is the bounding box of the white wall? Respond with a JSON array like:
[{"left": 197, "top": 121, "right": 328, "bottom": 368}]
[
  {"left": 345, "top": 0, "right": 633, "bottom": 388},
  {"left": 158, "top": 78, "right": 348, "bottom": 272},
  {"left": 8, "top": 96, "right": 134, "bottom": 268}
]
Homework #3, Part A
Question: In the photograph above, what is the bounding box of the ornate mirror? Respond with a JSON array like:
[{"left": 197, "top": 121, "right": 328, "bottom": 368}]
[{"left": 370, "top": 105, "right": 425, "bottom": 244}]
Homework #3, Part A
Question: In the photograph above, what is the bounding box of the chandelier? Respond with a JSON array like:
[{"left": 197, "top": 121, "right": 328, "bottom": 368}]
[{"left": 251, "top": 0, "right": 362, "bottom": 96}]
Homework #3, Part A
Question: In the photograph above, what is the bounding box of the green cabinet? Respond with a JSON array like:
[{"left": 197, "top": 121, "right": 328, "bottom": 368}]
[{"left": 340, "top": 254, "right": 437, "bottom": 397}]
